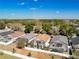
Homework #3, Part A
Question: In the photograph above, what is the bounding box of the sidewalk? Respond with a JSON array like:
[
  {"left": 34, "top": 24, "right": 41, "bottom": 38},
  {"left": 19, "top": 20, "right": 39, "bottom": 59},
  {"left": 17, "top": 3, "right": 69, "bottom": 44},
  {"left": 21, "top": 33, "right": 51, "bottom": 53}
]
[{"left": 0, "top": 49, "right": 37, "bottom": 59}]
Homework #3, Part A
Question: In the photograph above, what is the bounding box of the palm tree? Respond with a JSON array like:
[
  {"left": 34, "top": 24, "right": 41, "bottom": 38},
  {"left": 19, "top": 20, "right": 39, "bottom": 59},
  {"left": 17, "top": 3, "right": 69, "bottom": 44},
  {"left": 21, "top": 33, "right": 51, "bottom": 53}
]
[{"left": 37, "top": 41, "right": 39, "bottom": 49}]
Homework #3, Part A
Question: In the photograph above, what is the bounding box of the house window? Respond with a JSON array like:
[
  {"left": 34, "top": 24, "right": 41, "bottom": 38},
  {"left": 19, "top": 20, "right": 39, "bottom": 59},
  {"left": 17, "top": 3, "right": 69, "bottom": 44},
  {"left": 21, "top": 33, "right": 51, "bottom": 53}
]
[{"left": 56, "top": 43, "right": 62, "bottom": 47}]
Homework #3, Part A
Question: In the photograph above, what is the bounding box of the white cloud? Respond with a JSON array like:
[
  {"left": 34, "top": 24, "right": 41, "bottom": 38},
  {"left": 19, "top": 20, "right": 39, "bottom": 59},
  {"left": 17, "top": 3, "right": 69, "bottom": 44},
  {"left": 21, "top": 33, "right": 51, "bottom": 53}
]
[
  {"left": 34, "top": 0, "right": 38, "bottom": 2},
  {"left": 30, "top": 8, "right": 37, "bottom": 10},
  {"left": 11, "top": 13, "right": 15, "bottom": 16},
  {"left": 18, "top": 2, "right": 25, "bottom": 6},
  {"left": 56, "top": 10, "right": 60, "bottom": 14}
]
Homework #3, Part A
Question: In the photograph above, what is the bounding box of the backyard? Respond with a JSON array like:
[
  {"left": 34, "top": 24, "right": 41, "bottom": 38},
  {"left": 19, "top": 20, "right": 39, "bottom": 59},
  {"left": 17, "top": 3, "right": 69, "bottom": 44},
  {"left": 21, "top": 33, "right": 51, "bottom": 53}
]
[{"left": 0, "top": 43, "right": 64, "bottom": 59}]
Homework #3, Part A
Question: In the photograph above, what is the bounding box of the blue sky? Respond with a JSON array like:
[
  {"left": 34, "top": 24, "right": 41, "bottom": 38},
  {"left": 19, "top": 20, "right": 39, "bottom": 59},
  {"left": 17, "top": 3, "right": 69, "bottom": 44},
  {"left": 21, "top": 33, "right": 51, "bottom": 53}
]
[{"left": 0, "top": 0, "right": 79, "bottom": 19}]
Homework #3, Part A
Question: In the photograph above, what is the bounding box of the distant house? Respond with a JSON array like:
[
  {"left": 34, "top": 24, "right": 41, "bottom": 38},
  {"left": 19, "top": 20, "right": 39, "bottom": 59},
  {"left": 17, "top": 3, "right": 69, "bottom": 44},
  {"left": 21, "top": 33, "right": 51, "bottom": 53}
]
[
  {"left": 0, "top": 26, "right": 11, "bottom": 33},
  {"left": 73, "top": 24, "right": 79, "bottom": 30},
  {"left": 33, "top": 25, "right": 43, "bottom": 33},
  {"left": 75, "top": 26, "right": 79, "bottom": 30},
  {"left": 7, "top": 23, "right": 25, "bottom": 31},
  {"left": 52, "top": 26, "right": 59, "bottom": 31},
  {"left": 52, "top": 26, "right": 59, "bottom": 35},
  {"left": 70, "top": 36, "right": 79, "bottom": 48},
  {"left": 49, "top": 35, "right": 68, "bottom": 51}
]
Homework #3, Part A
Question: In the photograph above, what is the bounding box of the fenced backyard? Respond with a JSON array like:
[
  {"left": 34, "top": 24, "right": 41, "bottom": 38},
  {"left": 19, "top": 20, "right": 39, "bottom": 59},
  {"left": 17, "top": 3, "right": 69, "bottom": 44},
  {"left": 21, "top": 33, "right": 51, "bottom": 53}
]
[{"left": 0, "top": 41, "right": 70, "bottom": 59}]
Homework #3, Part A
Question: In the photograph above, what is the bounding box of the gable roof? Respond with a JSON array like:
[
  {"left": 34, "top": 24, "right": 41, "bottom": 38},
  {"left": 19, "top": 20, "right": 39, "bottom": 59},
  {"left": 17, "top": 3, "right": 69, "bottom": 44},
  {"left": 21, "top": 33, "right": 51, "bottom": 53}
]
[
  {"left": 8, "top": 31, "right": 25, "bottom": 38},
  {"left": 36, "top": 34, "right": 50, "bottom": 42},
  {"left": 70, "top": 36, "right": 79, "bottom": 45},
  {"left": 23, "top": 33, "right": 37, "bottom": 40},
  {"left": 0, "top": 31, "right": 14, "bottom": 36},
  {"left": 51, "top": 35, "right": 68, "bottom": 45}
]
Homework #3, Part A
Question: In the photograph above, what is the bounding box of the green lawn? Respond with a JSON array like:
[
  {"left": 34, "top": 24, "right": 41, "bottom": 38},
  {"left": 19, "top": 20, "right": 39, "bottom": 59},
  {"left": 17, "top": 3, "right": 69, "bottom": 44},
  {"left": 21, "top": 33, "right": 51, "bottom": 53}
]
[{"left": 0, "top": 53, "right": 21, "bottom": 59}]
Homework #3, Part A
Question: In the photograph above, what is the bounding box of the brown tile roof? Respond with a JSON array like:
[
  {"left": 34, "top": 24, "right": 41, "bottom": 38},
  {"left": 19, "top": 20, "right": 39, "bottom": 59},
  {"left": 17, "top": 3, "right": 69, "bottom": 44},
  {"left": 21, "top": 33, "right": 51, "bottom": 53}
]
[
  {"left": 9, "top": 31, "right": 25, "bottom": 39},
  {"left": 36, "top": 34, "right": 50, "bottom": 42}
]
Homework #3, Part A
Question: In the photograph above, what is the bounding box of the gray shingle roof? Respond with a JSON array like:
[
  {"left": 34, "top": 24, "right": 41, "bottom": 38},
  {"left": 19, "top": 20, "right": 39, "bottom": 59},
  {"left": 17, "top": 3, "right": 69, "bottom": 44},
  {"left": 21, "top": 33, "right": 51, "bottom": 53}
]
[
  {"left": 51, "top": 35, "right": 68, "bottom": 45},
  {"left": 0, "top": 31, "right": 14, "bottom": 36},
  {"left": 70, "top": 36, "right": 79, "bottom": 45},
  {"left": 24, "top": 33, "right": 37, "bottom": 40}
]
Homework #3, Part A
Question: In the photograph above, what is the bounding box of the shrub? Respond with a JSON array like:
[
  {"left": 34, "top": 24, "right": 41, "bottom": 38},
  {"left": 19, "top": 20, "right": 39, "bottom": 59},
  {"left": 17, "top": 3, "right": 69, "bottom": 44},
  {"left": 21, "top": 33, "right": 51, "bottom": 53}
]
[
  {"left": 51, "top": 48, "right": 64, "bottom": 53},
  {"left": 17, "top": 38, "right": 25, "bottom": 49},
  {"left": 24, "top": 24, "right": 33, "bottom": 33},
  {"left": 0, "top": 52, "right": 4, "bottom": 55}
]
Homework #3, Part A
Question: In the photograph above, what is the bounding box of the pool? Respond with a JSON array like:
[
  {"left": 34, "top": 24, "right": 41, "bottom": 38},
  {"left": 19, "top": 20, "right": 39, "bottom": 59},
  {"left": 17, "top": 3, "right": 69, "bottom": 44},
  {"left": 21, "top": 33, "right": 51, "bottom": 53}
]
[
  {"left": 0, "top": 35, "right": 12, "bottom": 45},
  {"left": 0, "top": 38, "right": 11, "bottom": 43}
]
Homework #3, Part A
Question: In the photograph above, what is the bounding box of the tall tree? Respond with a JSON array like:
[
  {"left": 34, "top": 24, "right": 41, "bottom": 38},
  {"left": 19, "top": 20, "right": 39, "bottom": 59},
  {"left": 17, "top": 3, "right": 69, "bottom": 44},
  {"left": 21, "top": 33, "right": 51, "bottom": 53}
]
[
  {"left": 24, "top": 24, "right": 33, "bottom": 33},
  {"left": 0, "top": 21, "right": 6, "bottom": 29},
  {"left": 42, "top": 24, "right": 52, "bottom": 34},
  {"left": 60, "top": 25, "right": 76, "bottom": 37},
  {"left": 7, "top": 23, "right": 25, "bottom": 31}
]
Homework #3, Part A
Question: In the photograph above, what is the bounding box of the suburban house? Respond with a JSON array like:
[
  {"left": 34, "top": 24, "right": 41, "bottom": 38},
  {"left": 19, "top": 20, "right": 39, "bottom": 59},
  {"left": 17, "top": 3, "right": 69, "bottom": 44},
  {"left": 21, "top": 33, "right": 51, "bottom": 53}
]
[
  {"left": 70, "top": 36, "right": 79, "bottom": 48},
  {"left": 32, "top": 34, "right": 51, "bottom": 49},
  {"left": 0, "top": 29, "right": 25, "bottom": 45},
  {"left": 22, "top": 33, "right": 69, "bottom": 52},
  {"left": 49, "top": 35, "right": 68, "bottom": 52},
  {"left": 22, "top": 33, "right": 51, "bottom": 49}
]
